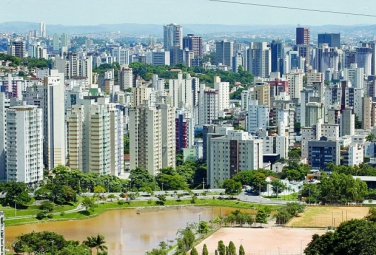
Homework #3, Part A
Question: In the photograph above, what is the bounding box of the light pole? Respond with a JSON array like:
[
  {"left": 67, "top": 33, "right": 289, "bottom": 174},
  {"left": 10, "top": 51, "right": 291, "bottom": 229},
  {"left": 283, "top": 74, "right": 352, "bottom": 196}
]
[
  {"left": 14, "top": 201, "right": 16, "bottom": 217},
  {"left": 300, "top": 240, "right": 303, "bottom": 255},
  {"left": 198, "top": 214, "right": 201, "bottom": 234},
  {"left": 161, "top": 183, "right": 164, "bottom": 191},
  {"left": 51, "top": 240, "right": 54, "bottom": 255}
]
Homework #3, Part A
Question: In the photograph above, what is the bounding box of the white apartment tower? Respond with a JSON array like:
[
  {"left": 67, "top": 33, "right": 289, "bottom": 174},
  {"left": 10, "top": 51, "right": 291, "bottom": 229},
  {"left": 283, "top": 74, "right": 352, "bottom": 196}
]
[
  {"left": 6, "top": 106, "right": 43, "bottom": 183},
  {"left": 282, "top": 69, "right": 304, "bottom": 100},
  {"left": 168, "top": 72, "right": 193, "bottom": 109},
  {"left": 208, "top": 130, "right": 263, "bottom": 188},
  {"left": 129, "top": 98, "right": 175, "bottom": 175},
  {"left": 248, "top": 100, "right": 269, "bottom": 134},
  {"left": 214, "top": 76, "right": 230, "bottom": 111},
  {"left": 67, "top": 99, "right": 124, "bottom": 175},
  {"left": 119, "top": 65, "right": 133, "bottom": 90},
  {"left": 163, "top": 23, "right": 183, "bottom": 51},
  {"left": 198, "top": 85, "right": 219, "bottom": 125},
  {"left": 40, "top": 22, "right": 46, "bottom": 37},
  {"left": 44, "top": 71, "right": 66, "bottom": 170}
]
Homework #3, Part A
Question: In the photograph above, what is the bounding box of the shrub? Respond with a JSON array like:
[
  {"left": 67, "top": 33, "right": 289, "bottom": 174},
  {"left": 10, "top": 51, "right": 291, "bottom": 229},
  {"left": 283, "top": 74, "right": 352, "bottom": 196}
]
[
  {"left": 118, "top": 200, "right": 125, "bottom": 205},
  {"left": 36, "top": 211, "right": 46, "bottom": 220},
  {"left": 47, "top": 213, "right": 53, "bottom": 219},
  {"left": 60, "top": 211, "right": 65, "bottom": 216}
]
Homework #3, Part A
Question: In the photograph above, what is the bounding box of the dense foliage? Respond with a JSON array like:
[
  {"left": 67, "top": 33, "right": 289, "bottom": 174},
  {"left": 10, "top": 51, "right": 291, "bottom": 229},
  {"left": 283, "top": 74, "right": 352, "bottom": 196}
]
[
  {"left": 12, "top": 231, "right": 103, "bottom": 255},
  {"left": 275, "top": 202, "right": 305, "bottom": 224},
  {"left": 129, "top": 62, "right": 254, "bottom": 87},
  {"left": 305, "top": 219, "right": 376, "bottom": 255}
]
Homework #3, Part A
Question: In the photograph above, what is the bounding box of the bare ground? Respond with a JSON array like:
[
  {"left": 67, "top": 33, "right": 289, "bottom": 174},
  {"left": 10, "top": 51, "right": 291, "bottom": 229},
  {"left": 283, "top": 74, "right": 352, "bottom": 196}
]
[{"left": 194, "top": 227, "right": 326, "bottom": 255}]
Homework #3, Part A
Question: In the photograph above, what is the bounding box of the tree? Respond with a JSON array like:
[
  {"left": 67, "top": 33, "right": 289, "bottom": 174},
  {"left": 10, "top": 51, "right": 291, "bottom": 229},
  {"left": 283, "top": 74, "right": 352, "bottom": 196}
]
[
  {"left": 190, "top": 247, "right": 199, "bottom": 255},
  {"left": 202, "top": 244, "right": 209, "bottom": 255},
  {"left": 84, "top": 234, "right": 107, "bottom": 255},
  {"left": 228, "top": 241, "right": 237, "bottom": 255},
  {"left": 82, "top": 196, "right": 96, "bottom": 212},
  {"left": 366, "top": 207, "right": 376, "bottom": 222},
  {"left": 13, "top": 231, "right": 70, "bottom": 254},
  {"left": 94, "top": 185, "right": 106, "bottom": 194},
  {"left": 250, "top": 172, "right": 267, "bottom": 193},
  {"left": 366, "top": 133, "right": 376, "bottom": 142},
  {"left": 217, "top": 240, "right": 226, "bottom": 255},
  {"left": 271, "top": 180, "right": 286, "bottom": 197},
  {"left": 198, "top": 221, "right": 210, "bottom": 234},
  {"left": 223, "top": 179, "right": 242, "bottom": 196},
  {"left": 305, "top": 219, "right": 376, "bottom": 255},
  {"left": 2, "top": 182, "right": 32, "bottom": 206},
  {"left": 129, "top": 167, "right": 156, "bottom": 190},
  {"left": 239, "top": 245, "right": 245, "bottom": 255},
  {"left": 58, "top": 244, "right": 90, "bottom": 255},
  {"left": 156, "top": 194, "right": 167, "bottom": 205},
  {"left": 255, "top": 209, "right": 268, "bottom": 225},
  {"left": 39, "top": 200, "right": 54, "bottom": 212},
  {"left": 232, "top": 170, "right": 254, "bottom": 186},
  {"left": 176, "top": 227, "right": 195, "bottom": 254}
]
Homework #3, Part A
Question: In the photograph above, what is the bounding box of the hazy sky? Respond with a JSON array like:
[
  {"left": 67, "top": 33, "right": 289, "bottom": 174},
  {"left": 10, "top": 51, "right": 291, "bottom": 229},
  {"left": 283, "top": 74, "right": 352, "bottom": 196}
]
[{"left": 1, "top": 0, "right": 376, "bottom": 26}]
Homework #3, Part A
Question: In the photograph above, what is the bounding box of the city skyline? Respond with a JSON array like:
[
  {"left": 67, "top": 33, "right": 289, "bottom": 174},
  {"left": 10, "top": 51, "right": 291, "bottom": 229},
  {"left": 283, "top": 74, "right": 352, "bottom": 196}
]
[{"left": 0, "top": 0, "right": 375, "bottom": 26}]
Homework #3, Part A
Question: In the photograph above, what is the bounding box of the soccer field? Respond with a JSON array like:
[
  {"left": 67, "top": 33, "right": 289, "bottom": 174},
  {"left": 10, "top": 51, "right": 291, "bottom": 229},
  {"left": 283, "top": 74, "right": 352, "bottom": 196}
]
[
  {"left": 286, "top": 206, "right": 369, "bottom": 228},
  {"left": 194, "top": 228, "right": 326, "bottom": 255}
]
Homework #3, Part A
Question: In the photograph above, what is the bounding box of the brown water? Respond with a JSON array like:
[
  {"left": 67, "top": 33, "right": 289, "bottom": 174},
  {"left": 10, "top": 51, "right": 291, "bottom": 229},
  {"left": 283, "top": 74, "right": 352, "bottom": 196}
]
[{"left": 6, "top": 207, "right": 250, "bottom": 255}]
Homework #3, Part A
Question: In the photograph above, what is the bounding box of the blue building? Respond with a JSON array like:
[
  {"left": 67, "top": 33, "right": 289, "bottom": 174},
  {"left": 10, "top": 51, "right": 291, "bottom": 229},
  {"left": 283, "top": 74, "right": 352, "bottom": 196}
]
[{"left": 308, "top": 137, "right": 340, "bottom": 170}]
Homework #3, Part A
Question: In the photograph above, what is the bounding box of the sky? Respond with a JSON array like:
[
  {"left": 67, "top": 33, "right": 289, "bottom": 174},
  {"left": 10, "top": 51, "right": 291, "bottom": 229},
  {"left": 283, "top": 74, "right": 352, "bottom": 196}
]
[{"left": 1, "top": 0, "right": 376, "bottom": 26}]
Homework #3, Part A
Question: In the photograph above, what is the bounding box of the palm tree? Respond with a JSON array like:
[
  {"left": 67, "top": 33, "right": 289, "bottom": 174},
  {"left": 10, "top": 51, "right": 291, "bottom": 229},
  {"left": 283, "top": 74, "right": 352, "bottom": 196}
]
[
  {"left": 83, "top": 236, "right": 96, "bottom": 255},
  {"left": 93, "top": 234, "right": 107, "bottom": 254}
]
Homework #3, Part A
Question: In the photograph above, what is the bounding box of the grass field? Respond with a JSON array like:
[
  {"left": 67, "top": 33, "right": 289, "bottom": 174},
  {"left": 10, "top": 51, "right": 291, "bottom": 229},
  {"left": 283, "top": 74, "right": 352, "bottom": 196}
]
[
  {"left": 287, "top": 206, "right": 370, "bottom": 228},
  {"left": 4, "top": 197, "right": 279, "bottom": 226}
]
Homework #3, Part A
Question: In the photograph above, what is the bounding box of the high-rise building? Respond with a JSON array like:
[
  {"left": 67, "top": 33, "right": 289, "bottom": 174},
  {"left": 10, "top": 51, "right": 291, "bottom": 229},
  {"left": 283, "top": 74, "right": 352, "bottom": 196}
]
[
  {"left": 60, "top": 33, "right": 68, "bottom": 47},
  {"left": 270, "top": 40, "right": 284, "bottom": 73},
  {"left": 152, "top": 51, "right": 170, "bottom": 66},
  {"left": 175, "top": 108, "right": 194, "bottom": 152},
  {"left": 340, "top": 108, "right": 355, "bottom": 136},
  {"left": 163, "top": 23, "right": 183, "bottom": 51},
  {"left": 43, "top": 70, "right": 66, "bottom": 170},
  {"left": 129, "top": 98, "right": 175, "bottom": 175},
  {"left": 215, "top": 40, "right": 234, "bottom": 67},
  {"left": 248, "top": 100, "right": 269, "bottom": 134},
  {"left": 355, "top": 46, "right": 372, "bottom": 76},
  {"left": 169, "top": 72, "right": 193, "bottom": 109},
  {"left": 118, "top": 65, "right": 133, "bottom": 90},
  {"left": 53, "top": 33, "right": 60, "bottom": 52},
  {"left": 112, "top": 47, "right": 129, "bottom": 65},
  {"left": 248, "top": 42, "right": 271, "bottom": 78},
  {"left": 0, "top": 93, "right": 7, "bottom": 179},
  {"left": 308, "top": 138, "right": 340, "bottom": 170},
  {"left": 282, "top": 69, "right": 304, "bottom": 99},
  {"left": 198, "top": 85, "right": 219, "bottom": 125},
  {"left": 183, "top": 34, "right": 203, "bottom": 59},
  {"left": 318, "top": 33, "right": 340, "bottom": 48},
  {"left": 213, "top": 76, "right": 229, "bottom": 111},
  {"left": 67, "top": 98, "right": 124, "bottom": 175},
  {"left": 40, "top": 21, "right": 46, "bottom": 37},
  {"left": 7, "top": 41, "right": 26, "bottom": 59},
  {"left": 207, "top": 130, "right": 263, "bottom": 188},
  {"left": 6, "top": 105, "right": 43, "bottom": 183},
  {"left": 296, "top": 27, "right": 310, "bottom": 45}
]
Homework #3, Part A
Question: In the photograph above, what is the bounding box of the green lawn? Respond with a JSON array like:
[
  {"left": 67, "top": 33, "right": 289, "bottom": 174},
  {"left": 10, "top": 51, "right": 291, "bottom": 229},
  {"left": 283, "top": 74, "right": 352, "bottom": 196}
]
[
  {"left": 4, "top": 197, "right": 280, "bottom": 226},
  {"left": 264, "top": 193, "right": 299, "bottom": 201}
]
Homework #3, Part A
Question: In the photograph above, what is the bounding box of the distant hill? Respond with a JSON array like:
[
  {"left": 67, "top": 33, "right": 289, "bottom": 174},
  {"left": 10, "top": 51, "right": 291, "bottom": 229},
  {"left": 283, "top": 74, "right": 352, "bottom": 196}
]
[{"left": 1, "top": 21, "right": 376, "bottom": 37}]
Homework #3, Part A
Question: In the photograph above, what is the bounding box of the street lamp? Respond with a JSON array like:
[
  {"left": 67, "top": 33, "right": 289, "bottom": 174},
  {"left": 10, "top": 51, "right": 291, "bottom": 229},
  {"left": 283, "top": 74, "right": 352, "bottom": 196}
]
[
  {"left": 51, "top": 240, "right": 54, "bottom": 255},
  {"left": 161, "top": 183, "right": 164, "bottom": 191}
]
